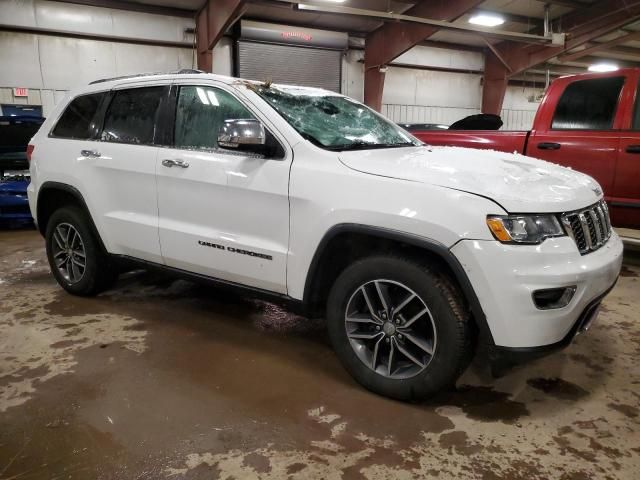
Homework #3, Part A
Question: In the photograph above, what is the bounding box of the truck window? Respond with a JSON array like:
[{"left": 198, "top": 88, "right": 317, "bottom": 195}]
[
  {"left": 51, "top": 92, "right": 106, "bottom": 139},
  {"left": 101, "top": 87, "right": 165, "bottom": 145},
  {"left": 174, "top": 86, "right": 256, "bottom": 150},
  {"left": 551, "top": 77, "right": 624, "bottom": 130}
]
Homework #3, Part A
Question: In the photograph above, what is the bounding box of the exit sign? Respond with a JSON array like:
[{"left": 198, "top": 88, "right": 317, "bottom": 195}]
[{"left": 13, "top": 88, "right": 28, "bottom": 97}]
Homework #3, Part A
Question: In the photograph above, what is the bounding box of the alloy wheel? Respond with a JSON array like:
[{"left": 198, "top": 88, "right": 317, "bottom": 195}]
[
  {"left": 51, "top": 223, "right": 86, "bottom": 284},
  {"left": 344, "top": 279, "right": 437, "bottom": 379}
]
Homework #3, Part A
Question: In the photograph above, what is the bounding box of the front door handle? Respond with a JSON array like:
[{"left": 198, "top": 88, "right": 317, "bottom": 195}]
[
  {"left": 80, "top": 149, "right": 101, "bottom": 158},
  {"left": 626, "top": 144, "right": 640, "bottom": 154},
  {"left": 537, "top": 142, "right": 561, "bottom": 150},
  {"left": 162, "top": 159, "right": 190, "bottom": 168}
]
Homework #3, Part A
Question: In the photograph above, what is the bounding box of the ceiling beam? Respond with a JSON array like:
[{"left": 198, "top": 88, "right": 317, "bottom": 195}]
[
  {"left": 482, "top": 0, "right": 640, "bottom": 114},
  {"left": 48, "top": 0, "right": 196, "bottom": 18},
  {"left": 558, "top": 30, "right": 640, "bottom": 62},
  {"left": 362, "top": 0, "right": 485, "bottom": 110},
  {"left": 539, "top": 0, "right": 592, "bottom": 8},
  {"left": 590, "top": 46, "right": 640, "bottom": 61},
  {"left": 418, "top": 39, "right": 483, "bottom": 53},
  {"left": 495, "top": 0, "right": 640, "bottom": 76},
  {"left": 292, "top": 3, "right": 553, "bottom": 44}
]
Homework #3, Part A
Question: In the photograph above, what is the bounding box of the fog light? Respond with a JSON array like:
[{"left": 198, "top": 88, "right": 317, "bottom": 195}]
[{"left": 532, "top": 286, "right": 576, "bottom": 310}]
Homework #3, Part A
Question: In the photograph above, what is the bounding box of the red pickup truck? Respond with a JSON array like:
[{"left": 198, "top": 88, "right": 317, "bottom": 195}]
[{"left": 412, "top": 69, "right": 640, "bottom": 229}]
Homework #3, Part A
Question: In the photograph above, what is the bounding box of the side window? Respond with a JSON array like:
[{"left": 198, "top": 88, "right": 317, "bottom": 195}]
[
  {"left": 51, "top": 92, "right": 105, "bottom": 139},
  {"left": 551, "top": 77, "right": 624, "bottom": 130},
  {"left": 174, "top": 86, "right": 256, "bottom": 150},
  {"left": 101, "top": 86, "right": 165, "bottom": 145}
]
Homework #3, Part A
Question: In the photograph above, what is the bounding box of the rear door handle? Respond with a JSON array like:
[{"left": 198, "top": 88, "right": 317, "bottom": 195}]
[
  {"left": 162, "top": 159, "right": 189, "bottom": 168},
  {"left": 537, "top": 142, "right": 561, "bottom": 150},
  {"left": 80, "top": 149, "right": 101, "bottom": 158},
  {"left": 625, "top": 144, "right": 640, "bottom": 154}
]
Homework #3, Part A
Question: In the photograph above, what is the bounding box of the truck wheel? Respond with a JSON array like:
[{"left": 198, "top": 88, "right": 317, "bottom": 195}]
[
  {"left": 326, "top": 255, "right": 473, "bottom": 401},
  {"left": 45, "top": 206, "right": 118, "bottom": 296}
]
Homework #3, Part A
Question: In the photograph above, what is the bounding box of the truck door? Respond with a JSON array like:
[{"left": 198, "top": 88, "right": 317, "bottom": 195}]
[
  {"left": 613, "top": 77, "right": 640, "bottom": 229},
  {"left": 527, "top": 75, "right": 625, "bottom": 203}
]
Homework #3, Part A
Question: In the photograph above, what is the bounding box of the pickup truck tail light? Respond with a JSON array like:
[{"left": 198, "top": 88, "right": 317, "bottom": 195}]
[{"left": 26, "top": 144, "right": 34, "bottom": 163}]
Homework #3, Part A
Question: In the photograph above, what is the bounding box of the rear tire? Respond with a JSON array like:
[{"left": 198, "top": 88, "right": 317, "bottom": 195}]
[
  {"left": 326, "top": 255, "right": 474, "bottom": 401},
  {"left": 45, "top": 206, "right": 118, "bottom": 296}
]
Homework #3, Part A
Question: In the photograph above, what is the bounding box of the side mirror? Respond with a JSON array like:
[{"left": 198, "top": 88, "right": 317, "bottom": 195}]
[{"left": 218, "top": 119, "right": 266, "bottom": 152}]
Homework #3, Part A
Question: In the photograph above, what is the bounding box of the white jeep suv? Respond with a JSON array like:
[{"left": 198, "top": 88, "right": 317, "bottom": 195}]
[{"left": 27, "top": 71, "right": 623, "bottom": 400}]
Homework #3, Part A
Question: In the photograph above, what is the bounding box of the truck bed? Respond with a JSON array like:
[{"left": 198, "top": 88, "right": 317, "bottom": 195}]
[{"left": 412, "top": 130, "right": 530, "bottom": 154}]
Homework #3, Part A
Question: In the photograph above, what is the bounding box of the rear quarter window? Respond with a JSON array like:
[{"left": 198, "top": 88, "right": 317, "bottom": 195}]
[
  {"left": 51, "top": 92, "right": 106, "bottom": 139},
  {"left": 551, "top": 77, "right": 624, "bottom": 130}
]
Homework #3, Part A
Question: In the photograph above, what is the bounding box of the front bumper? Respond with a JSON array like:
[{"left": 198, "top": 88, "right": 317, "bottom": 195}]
[{"left": 451, "top": 233, "right": 623, "bottom": 349}]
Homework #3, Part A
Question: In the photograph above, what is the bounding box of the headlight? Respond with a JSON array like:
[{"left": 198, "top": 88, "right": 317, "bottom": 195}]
[{"left": 486, "top": 214, "right": 565, "bottom": 244}]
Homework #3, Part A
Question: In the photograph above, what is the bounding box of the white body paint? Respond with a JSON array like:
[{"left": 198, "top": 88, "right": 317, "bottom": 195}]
[{"left": 28, "top": 72, "right": 622, "bottom": 349}]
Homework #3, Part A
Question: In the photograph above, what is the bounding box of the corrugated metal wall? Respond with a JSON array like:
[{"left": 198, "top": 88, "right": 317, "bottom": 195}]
[{"left": 238, "top": 41, "right": 342, "bottom": 92}]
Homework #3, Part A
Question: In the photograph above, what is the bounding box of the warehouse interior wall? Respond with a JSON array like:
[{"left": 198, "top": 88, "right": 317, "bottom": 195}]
[
  {"left": 380, "top": 45, "right": 542, "bottom": 130},
  {"left": 0, "top": 1, "right": 542, "bottom": 129},
  {"left": 0, "top": 0, "right": 195, "bottom": 117}
]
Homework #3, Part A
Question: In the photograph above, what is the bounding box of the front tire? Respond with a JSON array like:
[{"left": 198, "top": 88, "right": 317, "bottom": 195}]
[
  {"left": 45, "top": 206, "right": 118, "bottom": 296},
  {"left": 327, "top": 255, "right": 473, "bottom": 401}
]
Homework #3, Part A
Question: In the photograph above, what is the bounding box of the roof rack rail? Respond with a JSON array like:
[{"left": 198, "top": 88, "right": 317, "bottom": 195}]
[
  {"left": 89, "top": 69, "right": 204, "bottom": 85},
  {"left": 175, "top": 69, "right": 204, "bottom": 74}
]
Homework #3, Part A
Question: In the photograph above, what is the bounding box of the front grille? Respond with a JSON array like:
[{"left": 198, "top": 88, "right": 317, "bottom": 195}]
[{"left": 561, "top": 200, "right": 612, "bottom": 255}]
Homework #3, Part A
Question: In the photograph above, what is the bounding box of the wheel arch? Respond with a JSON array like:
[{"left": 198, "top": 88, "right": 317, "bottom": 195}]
[
  {"left": 302, "top": 224, "right": 494, "bottom": 345},
  {"left": 36, "top": 181, "right": 108, "bottom": 253}
]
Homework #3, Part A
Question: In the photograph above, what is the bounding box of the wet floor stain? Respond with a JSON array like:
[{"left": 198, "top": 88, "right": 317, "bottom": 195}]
[
  {"left": 619, "top": 265, "right": 638, "bottom": 277},
  {"left": 607, "top": 402, "right": 639, "bottom": 418},
  {"left": 1, "top": 229, "right": 640, "bottom": 479},
  {"left": 437, "top": 385, "right": 530, "bottom": 424},
  {"left": 526, "top": 377, "right": 590, "bottom": 400}
]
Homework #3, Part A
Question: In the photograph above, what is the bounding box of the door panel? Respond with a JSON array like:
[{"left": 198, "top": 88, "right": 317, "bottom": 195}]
[
  {"left": 157, "top": 83, "right": 290, "bottom": 293},
  {"left": 527, "top": 76, "right": 626, "bottom": 210},
  {"left": 87, "top": 141, "right": 161, "bottom": 261},
  {"left": 87, "top": 84, "right": 166, "bottom": 261},
  {"left": 613, "top": 76, "right": 640, "bottom": 228},
  {"left": 613, "top": 135, "right": 640, "bottom": 228},
  {"left": 527, "top": 131, "right": 620, "bottom": 196}
]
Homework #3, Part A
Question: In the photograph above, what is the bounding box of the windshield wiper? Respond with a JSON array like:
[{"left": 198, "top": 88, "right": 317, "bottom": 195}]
[{"left": 325, "top": 141, "right": 416, "bottom": 152}]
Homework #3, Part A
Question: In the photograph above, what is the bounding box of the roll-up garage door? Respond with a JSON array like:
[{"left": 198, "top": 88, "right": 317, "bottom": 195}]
[{"left": 237, "top": 41, "right": 342, "bottom": 92}]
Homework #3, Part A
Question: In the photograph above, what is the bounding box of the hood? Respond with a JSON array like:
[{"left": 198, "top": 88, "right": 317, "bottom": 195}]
[{"left": 338, "top": 146, "right": 602, "bottom": 213}]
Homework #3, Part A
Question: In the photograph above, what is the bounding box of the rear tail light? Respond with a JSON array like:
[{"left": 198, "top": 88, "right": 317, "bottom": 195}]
[{"left": 26, "top": 144, "right": 34, "bottom": 163}]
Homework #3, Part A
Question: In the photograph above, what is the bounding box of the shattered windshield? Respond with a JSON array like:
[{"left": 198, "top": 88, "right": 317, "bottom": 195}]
[{"left": 252, "top": 85, "right": 420, "bottom": 151}]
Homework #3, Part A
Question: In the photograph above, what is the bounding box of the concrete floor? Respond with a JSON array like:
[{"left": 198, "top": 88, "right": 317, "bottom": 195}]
[{"left": 1, "top": 229, "right": 639, "bottom": 480}]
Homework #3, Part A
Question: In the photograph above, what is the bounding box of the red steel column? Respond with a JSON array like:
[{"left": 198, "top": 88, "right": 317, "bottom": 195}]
[
  {"left": 481, "top": 51, "right": 509, "bottom": 115},
  {"left": 196, "top": 0, "right": 245, "bottom": 72}
]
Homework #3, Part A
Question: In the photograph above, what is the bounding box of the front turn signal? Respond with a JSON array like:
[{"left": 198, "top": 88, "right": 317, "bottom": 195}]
[{"left": 486, "top": 217, "right": 512, "bottom": 242}]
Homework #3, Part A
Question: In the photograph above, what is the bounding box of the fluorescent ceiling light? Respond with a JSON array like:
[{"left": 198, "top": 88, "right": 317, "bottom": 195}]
[
  {"left": 588, "top": 63, "right": 619, "bottom": 72},
  {"left": 468, "top": 13, "right": 505, "bottom": 27}
]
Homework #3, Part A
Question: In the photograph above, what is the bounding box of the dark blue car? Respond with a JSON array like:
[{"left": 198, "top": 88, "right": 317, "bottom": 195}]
[
  {"left": 0, "top": 115, "right": 44, "bottom": 228},
  {"left": 0, "top": 174, "right": 32, "bottom": 227}
]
